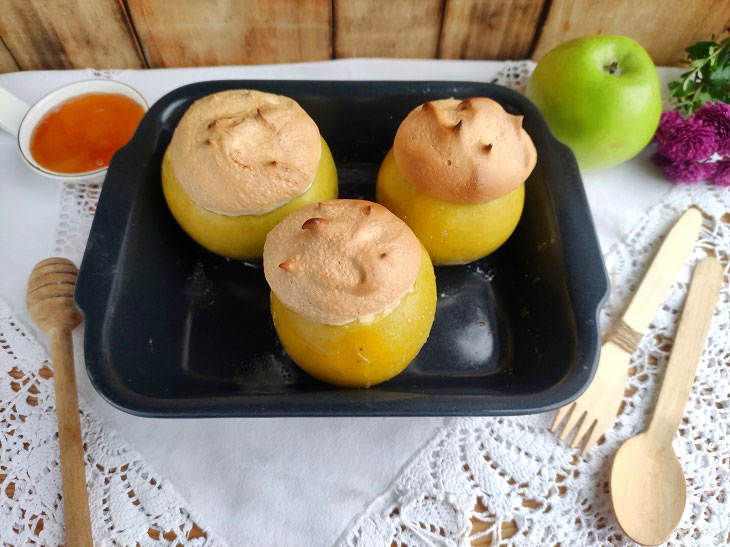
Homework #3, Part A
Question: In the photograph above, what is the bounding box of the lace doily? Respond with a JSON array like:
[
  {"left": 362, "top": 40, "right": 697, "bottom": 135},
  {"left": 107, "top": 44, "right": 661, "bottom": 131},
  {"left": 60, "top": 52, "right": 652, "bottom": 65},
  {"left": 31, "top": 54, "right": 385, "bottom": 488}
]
[
  {"left": 489, "top": 61, "right": 535, "bottom": 94},
  {"left": 0, "top": 298, "right": 227, "bottom": 546},
  {"left": 85, "top": 69, "right": 127, "bottom": 81},
  {"left": 341, "top": 183, "right": 730, "bottom": 547},
  {"left": 52, "top": 182, "right": 101, "bottom": 264}
]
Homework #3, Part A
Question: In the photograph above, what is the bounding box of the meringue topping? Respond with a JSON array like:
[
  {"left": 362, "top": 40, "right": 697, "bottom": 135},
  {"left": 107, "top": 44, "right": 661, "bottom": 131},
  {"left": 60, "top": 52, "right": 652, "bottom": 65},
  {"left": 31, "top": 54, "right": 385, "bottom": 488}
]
[
  {"left": 168, "top": 89, "right": 321, "bottom": 215},
  {"left": 263, "top": 200, "right": 422, "bottom": 325},
  {"left": 393, "top": 97, "right": 537, "bottom": 204}
]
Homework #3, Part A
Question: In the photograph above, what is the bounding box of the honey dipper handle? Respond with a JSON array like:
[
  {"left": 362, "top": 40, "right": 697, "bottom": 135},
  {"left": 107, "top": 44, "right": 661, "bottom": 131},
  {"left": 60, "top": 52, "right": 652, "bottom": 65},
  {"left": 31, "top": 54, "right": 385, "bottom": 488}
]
[
  {"left": 647, "top": 257, "right": 724, "bottom": 447},
  {"left": 50, "top": 327, "right": 93, "bottom": 547}
]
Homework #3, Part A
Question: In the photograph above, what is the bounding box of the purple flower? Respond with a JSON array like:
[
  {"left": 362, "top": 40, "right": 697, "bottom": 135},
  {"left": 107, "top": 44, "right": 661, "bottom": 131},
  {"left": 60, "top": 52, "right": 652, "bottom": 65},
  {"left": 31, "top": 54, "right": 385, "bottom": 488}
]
[
  {"left": 659, "top": 109, "right": 685, "bottom": 126},
  {"left": 694, "top": 101, "right": 730, "bottom": 156},
  {"left": 711, "top": 159, "right": 730, "bottom": 187},
  {"left": 654, "top": 110, "right": 718, "bottom": 162},
  {"left": 651, "top": 152, "right": 716, "bottom": 183}
]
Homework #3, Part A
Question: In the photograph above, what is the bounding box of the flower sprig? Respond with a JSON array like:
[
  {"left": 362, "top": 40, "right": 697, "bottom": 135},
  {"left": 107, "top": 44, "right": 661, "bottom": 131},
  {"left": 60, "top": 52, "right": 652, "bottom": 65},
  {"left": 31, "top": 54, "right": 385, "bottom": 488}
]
[{"left": 668, "top": 36, "right": 730, "bottom": 116}]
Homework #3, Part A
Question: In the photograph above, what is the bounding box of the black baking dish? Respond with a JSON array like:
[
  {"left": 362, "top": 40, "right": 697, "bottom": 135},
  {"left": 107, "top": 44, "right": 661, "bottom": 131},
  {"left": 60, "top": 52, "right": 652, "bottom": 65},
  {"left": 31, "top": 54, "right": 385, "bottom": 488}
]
[{"left": 75, "top": 80, "right": 609, "bottom": 417}]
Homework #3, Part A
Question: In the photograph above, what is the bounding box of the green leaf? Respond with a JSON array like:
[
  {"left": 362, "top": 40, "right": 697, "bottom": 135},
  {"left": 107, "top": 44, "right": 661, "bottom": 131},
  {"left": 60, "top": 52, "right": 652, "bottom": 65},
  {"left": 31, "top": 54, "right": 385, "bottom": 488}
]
[
  {"left": 708, "top": 65, "right": 730, "bottom": 100},
  {"left": 710, "top": 53, "right": 721, "bottom": 70},
  {"left": 668, "top": 36, "right": 730, "bottom": 114},
  {"left": 686, "top": 41, "right": 717, "bottom": 59},
  {"left": 720, "top": 46, "right": 730, "bottom": 65},
  {"left": 710, "top": 63, "right": 730, "bottom": 81},
  {"left": 682, "top": 79, "right": 699, "bottom": 93},
  {"left": 699, "top": 64, "right": 713, "bottom": 82},
  {"left": 695, "top": 90, "right": 712, "bottom": 105}
]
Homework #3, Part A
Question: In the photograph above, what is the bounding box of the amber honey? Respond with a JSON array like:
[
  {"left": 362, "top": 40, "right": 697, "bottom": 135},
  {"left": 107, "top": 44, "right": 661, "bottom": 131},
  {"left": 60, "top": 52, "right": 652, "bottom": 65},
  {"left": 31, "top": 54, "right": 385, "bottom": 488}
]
[{"left": 30, "top": 93, "right": 145, "bottom": 174}]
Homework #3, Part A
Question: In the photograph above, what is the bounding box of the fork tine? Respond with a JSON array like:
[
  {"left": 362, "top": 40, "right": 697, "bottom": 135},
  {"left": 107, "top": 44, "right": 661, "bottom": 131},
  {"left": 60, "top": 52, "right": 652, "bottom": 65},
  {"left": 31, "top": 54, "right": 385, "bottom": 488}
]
[
  {"left": 550, "top": 403, "right": 575, "bottom": 432},
  {"left": 571, "top": 417, "right": 596, "bottom": 449},
  {"left": 558, "top": 405, "right": 587, "bottom": 442},
  {"left": 580, "top": 418, "right": 608, "bottom": 455}
]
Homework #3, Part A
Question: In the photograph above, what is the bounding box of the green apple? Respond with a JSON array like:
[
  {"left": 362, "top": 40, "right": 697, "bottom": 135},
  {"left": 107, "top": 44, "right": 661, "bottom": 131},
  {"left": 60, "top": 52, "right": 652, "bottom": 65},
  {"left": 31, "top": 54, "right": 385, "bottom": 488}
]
[{"left": 526, "top": 35, "right": 661, "bottom": 172}]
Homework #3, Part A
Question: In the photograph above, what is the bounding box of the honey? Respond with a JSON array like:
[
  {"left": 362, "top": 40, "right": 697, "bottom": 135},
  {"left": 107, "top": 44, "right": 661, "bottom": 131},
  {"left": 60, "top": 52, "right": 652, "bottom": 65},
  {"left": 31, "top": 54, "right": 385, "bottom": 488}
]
[{"left": 30, "top": 93, "right": 145, "bottom": 174}]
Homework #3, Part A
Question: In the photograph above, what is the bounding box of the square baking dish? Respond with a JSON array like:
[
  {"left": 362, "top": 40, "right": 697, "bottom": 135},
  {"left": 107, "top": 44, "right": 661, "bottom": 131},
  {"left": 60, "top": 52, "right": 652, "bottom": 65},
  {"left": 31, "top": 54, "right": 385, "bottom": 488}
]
[{"left": 76, "top": 80, "right": 609, "bottom": 417}]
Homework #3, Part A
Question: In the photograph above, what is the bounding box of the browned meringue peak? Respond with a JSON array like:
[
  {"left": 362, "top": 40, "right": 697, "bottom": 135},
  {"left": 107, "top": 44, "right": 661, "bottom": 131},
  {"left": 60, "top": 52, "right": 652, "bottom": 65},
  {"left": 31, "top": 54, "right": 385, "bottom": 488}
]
[
  {"left": 168, "top": 89, "right": 321, "bottom": 215},
  {"left": 393, "top": 97, "right": 537, "bottom": 204},
  {"left": 263, "top": 199, "right": 422, "bottom": 325}
]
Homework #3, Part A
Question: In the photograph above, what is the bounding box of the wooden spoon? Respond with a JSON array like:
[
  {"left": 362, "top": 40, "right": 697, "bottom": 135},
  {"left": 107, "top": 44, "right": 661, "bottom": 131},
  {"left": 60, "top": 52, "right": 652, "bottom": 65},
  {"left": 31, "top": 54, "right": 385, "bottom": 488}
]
[
  {"left": 610, "top": 256, "right": 724, "bottom": 545},
  {"left": 27, "top": 257, "right": 93, "bottom": 547}
]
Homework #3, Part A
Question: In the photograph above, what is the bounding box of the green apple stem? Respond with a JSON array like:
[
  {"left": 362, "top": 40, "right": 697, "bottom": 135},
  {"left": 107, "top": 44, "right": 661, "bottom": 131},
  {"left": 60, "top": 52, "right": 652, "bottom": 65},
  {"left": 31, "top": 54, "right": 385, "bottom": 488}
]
[{"left": 604, "top": 61, "right": 620, "bottom": 75}]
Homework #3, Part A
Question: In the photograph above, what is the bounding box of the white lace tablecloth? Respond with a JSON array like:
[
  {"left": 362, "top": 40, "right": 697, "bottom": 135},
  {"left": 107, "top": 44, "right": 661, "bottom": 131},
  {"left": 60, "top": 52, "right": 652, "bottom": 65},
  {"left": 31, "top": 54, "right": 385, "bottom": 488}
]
[{"left": 1, "top": 60, "right": 727, "bottom": 547}]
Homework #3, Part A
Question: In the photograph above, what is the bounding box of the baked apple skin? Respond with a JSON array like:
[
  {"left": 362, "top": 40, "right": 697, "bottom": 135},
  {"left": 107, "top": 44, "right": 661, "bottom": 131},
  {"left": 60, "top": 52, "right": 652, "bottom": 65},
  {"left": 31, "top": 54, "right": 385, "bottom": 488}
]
[
  {"left": 270, "top": 247, "right": 436, "bottom": 388},
  {"left": 161, "top": 137, "right": 338, "bottom": 260},
  {"left": 376, "top": 148, "right": 524, "bottom": 266}
]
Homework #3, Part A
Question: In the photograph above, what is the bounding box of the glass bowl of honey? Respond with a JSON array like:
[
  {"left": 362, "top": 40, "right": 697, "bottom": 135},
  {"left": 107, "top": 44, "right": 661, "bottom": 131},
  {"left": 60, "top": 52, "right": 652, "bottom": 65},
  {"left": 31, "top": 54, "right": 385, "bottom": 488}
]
[{"left": 1, "top": 79, "right": 148, "bottom": 183}]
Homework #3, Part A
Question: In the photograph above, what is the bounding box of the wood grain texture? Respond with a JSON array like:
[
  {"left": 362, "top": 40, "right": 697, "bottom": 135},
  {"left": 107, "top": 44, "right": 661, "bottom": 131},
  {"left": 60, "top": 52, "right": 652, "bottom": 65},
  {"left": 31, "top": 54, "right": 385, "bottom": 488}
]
[
  {"left": 0, "top": 37, "right": 19, "bottom": 73},
  {"left": 533, "top": 0, "right": 730, "bottom": 65},
  {"left": 334, "top": 0, "right": 444, "bottom": 58},
  {"left": 0, "top": 0, "right": 144, "bottom": 70},
  {"left": 622, "top": 208, "right": 702, "bottom": 334},
  {"left": 440, "top": 0, "right": 546, "bottom": 59},
  {"left": 645, "top": 256, "right": 723, "bottom": 447},
  {"left": 27, "top": 258, "right": 92, "bottom": 547},
  {"left": 126, "top": 0, "right": 331, "bottom": 67},
  {"left": 50, "top": 327, "right": 93, "bottom": 547},
  {"left": 611, "top": 257, "right": 723, "bottom": 545}
]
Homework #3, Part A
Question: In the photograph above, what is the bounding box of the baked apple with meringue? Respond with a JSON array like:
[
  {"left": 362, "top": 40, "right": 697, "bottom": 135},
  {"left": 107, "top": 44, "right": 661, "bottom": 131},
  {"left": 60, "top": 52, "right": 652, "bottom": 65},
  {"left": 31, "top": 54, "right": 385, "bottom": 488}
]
[
  {"left": 377, "top": 97, "right": 536, "bottom": 265},
  {"left": 162, "top": 89, "right": 337, "bottom": 259},
  {"left": 263, "top": 199, "right": 436, "bottom": 388}
]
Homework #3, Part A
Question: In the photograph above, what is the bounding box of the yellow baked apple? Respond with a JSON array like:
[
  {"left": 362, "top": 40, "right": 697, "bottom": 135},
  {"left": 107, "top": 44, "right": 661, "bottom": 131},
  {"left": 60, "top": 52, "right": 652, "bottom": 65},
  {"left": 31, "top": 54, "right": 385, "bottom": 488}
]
[
  {"left": 263, "top": 199, "right": 436, "bottom": 388},
  {"left": 161, "top": 138, "right": 337, "bottom": 260},
  {"left": 162, "top": 89, "right": 337, "bottom": 260},
  {"left": 377, "top": 149, "right": 524, "bottom": 265},
  {"left": 378, "top": 97, "right": 536, "bottom": 265},
  {"left": 271, "top": 246, "right": 436, "bottom": 387}
]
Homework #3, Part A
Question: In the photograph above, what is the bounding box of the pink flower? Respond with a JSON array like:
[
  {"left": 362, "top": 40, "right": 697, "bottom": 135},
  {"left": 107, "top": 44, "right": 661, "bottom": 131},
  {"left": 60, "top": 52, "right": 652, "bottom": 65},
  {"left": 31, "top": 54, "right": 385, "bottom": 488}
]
[
  {"left": 711, "top": 159, "right": 730, "bottom": 187},
  {"left": 651, "top": 152, "right": 717, "bottom": 183},
  {"left": 694, "top": 101, "right": 730, "bottom": 156},
  {"left": 654, "top": 110, "right": 718, "bottom": 161}
]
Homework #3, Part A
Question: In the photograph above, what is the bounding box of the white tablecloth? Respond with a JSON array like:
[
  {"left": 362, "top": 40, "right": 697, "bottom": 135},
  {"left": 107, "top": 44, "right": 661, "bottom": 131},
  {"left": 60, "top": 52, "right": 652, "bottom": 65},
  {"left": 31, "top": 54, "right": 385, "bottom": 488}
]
[{"left": 0, "top": 60, "right": 680, "bottom": 546}]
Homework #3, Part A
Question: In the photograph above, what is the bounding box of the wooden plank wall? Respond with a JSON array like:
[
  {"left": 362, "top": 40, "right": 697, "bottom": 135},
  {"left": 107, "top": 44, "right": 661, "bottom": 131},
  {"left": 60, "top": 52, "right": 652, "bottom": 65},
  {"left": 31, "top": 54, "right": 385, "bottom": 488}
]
[
  {"left": 334, "top": 0, "right": 444, "bottom": 58},
  {"left": 533, "top": 0, "right": 730, "bottom": 64},
  {"left": 0, "top": 0, "right": 144, "bottom": 70},
  {"left": 126, "top": 0, "right": 332, "bottom": 66},
  {"left": 440, "top": 0, "right": 546, "bottom": 60},
  {"left": 0, "top": 0, "right": 728, "bottom": 73},
  {"left": 0, "top": 38, "right": 19, "bottom": 73}
]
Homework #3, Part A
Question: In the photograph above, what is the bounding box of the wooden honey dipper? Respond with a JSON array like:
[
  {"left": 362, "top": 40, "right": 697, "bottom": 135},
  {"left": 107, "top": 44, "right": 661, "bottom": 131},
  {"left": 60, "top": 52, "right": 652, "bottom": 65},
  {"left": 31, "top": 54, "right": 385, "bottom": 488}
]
[{"left": 27, "top": 257, "right": 93, "bottom": 547}]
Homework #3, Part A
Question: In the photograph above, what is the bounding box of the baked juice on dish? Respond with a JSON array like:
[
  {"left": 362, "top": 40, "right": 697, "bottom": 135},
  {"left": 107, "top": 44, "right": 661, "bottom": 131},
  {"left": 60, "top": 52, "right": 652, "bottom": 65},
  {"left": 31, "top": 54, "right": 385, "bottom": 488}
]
[
  {"left": 263, "top": 199, "right": 436, "bottom": 388},
  {"left": 162, "top": 89, "right": 337, "bottom": 259},
  {"left": 377, "top": 98, "right": 536, "bottom": 265}
]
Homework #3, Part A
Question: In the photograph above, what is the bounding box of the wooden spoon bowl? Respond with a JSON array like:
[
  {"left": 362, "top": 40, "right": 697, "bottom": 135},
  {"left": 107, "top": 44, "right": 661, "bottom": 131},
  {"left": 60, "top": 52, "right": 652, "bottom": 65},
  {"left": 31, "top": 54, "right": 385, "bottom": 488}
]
[{"left": 610, "top": 433, "right": 686, "bottom": 545}]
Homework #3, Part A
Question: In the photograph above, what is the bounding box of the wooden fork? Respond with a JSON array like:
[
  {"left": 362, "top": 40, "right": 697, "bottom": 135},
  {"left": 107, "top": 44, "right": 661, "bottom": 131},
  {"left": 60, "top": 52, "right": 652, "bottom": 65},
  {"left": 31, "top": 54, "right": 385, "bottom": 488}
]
[{"left": 551, "top": 208, "right": 703, "bottom": 454}]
